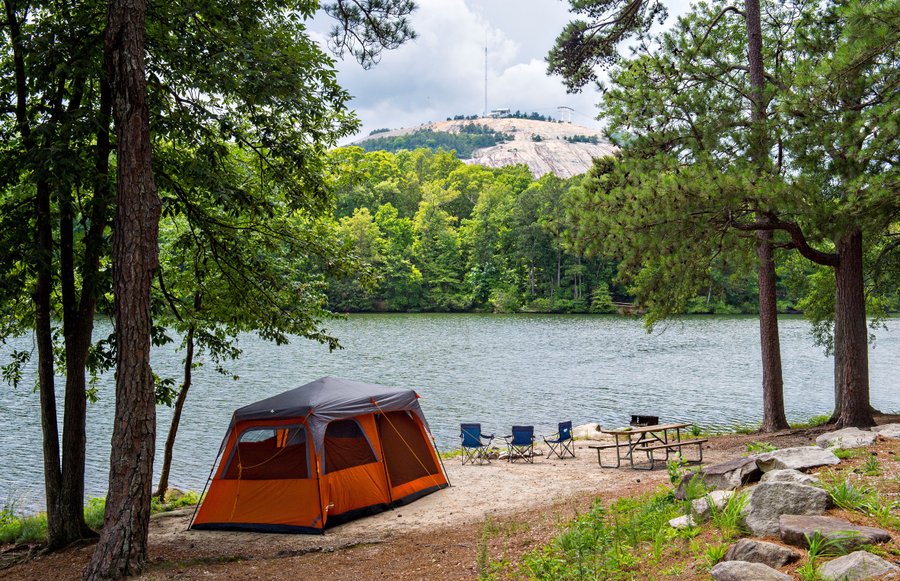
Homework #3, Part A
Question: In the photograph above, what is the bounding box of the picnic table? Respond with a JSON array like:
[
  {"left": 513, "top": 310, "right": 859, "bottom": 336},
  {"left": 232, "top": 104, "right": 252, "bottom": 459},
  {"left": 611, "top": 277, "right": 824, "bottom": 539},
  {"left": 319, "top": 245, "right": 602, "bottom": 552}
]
[{"left": 588, "top": 423, "right": 707, "bottom": 470}]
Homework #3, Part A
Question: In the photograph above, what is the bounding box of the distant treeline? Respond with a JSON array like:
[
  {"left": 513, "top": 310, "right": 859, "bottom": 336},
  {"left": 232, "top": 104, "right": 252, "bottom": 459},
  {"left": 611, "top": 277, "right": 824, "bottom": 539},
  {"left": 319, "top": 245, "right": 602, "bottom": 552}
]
[
  {"left": 325, "top": 147, "right": 829, "bottom": 314},
  {"left": 358, "top": 125, "right": 511, "bottom": 158},
  {"left": 448, "top": 111, "right": 557, "bottom": 122}
]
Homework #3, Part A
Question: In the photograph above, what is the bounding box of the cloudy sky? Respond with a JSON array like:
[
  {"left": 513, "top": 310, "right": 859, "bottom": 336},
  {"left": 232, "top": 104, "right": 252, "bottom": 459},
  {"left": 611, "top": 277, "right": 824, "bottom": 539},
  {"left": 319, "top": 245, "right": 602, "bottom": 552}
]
[{"left": 312, "top": 0, "right": 693, "bottom": 140}]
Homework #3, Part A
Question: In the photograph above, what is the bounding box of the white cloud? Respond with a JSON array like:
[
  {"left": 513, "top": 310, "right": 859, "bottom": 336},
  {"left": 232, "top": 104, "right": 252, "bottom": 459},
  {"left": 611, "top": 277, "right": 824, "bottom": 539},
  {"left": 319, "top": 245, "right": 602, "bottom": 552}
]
[{"left": 315, "top": 0, "right": 694, "bottom": 141}]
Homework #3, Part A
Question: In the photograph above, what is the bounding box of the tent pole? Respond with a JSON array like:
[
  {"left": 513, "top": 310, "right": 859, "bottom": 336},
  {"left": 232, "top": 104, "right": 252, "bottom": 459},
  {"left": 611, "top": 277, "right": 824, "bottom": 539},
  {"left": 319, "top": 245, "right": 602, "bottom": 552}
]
[
  {"left": 430, "top": 433, "right": 452, "bottom": 488},
  {"left": 314, "top": 453, "right": 326, "bottom": 535}
]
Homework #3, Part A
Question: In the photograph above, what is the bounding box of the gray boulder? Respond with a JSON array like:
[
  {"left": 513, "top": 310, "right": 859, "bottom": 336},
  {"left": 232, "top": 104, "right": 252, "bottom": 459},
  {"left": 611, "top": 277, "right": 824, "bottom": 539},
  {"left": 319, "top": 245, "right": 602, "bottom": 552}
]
[
  {"left": 744, "top": 482, "right": 830, "bottom": 536},
  {"left": 710, "top": 561, "right": 791, "bottom": 581},
  {"left": 873, "top": 423, "right": 900, "bottom": 439},
  {"left": 761, "top": 469, "right": 821, "bottom": 486},
  {"left": 668, "top": 514, "right": 697, "bottom": 529},
  {"left": 692, "top": 490, "right": 734, "bottom": 522},
  {"left": 819, "top": 550, "right": 900, "bottom": 580},
  {"left": 779, "top": 515, "right": 892, "bottom": 551},
  {"left": 723, "top": 539, "right": 800, "bottom": 568},
  {"left": 816, "top": 427, "right": 877, "bottom": 449},
  {"left": 676, "top": 457, "right": 761, "bottom": 498},
  {"left": 756, "top": 446, "right": 840, "bottom": 472}
]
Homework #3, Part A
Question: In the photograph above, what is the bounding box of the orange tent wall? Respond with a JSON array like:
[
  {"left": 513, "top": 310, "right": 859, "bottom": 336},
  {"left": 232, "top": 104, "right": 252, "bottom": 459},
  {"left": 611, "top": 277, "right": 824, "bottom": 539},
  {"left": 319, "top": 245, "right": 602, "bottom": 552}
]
[
  {"left": 193, "top": 417, "right": 326, "bottom": 533},
  {"left": 192, "top": 411, "right": 447, "bottom": 533}
]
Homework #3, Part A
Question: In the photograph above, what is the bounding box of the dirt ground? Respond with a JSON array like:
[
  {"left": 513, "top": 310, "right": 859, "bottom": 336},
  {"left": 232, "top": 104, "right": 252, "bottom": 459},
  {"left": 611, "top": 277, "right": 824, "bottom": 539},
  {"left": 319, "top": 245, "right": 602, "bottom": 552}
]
[{"left": 0, "top": 423, "right": 886, "bottom": 581}]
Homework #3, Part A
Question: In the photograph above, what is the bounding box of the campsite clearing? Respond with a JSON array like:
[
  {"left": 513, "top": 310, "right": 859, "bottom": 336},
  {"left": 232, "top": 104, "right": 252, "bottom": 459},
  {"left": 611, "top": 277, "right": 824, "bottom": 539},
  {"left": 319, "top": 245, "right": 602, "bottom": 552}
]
[{"left": 0, "top": 427, "right": 848, "bottom": 580}]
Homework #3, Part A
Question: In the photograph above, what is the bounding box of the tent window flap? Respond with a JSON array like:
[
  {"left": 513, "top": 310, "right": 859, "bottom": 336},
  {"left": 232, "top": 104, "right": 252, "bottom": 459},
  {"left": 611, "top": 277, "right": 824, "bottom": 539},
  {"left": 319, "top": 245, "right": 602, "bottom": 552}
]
[
  {"left": 223, "top": 426, "right": 309, "bottom": 480},
  {"left": 323, "top": 419, "right": 377, "bottom": 474}
]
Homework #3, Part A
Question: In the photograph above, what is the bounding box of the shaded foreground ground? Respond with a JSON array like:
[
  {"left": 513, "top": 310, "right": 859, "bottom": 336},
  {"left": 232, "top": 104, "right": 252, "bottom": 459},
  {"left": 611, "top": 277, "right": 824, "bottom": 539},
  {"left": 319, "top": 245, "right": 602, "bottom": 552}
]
[{"left": 3, "top": 422, "right": 898, "bottom": 580}]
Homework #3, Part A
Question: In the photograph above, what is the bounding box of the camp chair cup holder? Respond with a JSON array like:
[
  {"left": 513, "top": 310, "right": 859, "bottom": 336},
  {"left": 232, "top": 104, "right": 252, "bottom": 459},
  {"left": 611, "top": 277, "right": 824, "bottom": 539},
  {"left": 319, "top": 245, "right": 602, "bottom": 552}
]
[{"left": 543, "top": 421, "right": 575, "bottom": 459}]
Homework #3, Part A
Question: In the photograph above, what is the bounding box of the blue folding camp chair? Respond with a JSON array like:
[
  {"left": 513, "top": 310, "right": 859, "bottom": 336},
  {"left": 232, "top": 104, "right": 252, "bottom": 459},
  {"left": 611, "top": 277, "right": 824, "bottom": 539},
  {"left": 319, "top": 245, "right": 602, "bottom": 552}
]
[
  {"left": 504, "top": 425, "right": 535, "bottom": 463},
  {"left": 460, "top": 423, "right": 494, "bottom": 465},
  {"left": 543, "top": 421, "right": 575, "bottom": 459}
]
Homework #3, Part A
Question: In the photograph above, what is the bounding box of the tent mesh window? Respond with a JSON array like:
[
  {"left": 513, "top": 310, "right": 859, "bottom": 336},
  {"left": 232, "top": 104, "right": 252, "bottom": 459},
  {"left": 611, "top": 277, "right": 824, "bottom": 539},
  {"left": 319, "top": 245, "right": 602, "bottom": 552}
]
[
  {"left": 379, "top": 411, "right": 439, "bottom": 486},
  {"left": 323, "top": 419, "right": 377, "bottom": 474},
  {"left": 223, "top": 426, "right": 309, "bottom": 480}
]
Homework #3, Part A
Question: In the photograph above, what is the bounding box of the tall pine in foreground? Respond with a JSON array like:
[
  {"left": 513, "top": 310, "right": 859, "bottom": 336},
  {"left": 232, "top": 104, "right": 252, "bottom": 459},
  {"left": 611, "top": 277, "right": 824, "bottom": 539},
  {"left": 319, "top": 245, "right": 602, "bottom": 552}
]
[{"left": 549, "top": 0, "right": 790, "bottom": 431}]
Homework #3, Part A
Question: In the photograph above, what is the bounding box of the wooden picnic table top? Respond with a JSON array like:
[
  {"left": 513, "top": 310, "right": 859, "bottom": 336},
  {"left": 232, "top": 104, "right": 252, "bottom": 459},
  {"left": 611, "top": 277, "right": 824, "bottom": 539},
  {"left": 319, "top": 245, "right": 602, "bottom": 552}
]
[{"left": 599, "top": 422, "right": 691, "bottom": 435}]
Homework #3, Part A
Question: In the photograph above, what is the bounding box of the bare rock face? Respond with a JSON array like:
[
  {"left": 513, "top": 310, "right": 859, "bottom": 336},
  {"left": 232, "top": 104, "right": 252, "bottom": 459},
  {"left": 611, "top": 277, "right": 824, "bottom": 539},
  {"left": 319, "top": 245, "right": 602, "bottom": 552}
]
[
  {"left": 710, "top": 561, "right": 791, "bottom": 581},
  {"left": 779, "top": 515, "right": 892, "bottom": 551},
  {"left": 815, "top": 427, "right": 877, "bottom": 449},
  {"left": 760, "top": 469, "right": 821, "bottom": 486},
  {"left": 744, "top": 482, "right": 830, "bottom": 536},
  {"left": 357, "top": 118, "right": 619, "bottom": 179},
  {"left": 818, "top": 550, "right": 900, "bottom": 580},
  {"left": 723, "top": 539, "right": 801, "bottom": 568},
  {"left": 755, "top": 446, "right": 841, "bottom": 472},
  {"left": 873, "top": 423, "right": 900, "bottom": 438}
]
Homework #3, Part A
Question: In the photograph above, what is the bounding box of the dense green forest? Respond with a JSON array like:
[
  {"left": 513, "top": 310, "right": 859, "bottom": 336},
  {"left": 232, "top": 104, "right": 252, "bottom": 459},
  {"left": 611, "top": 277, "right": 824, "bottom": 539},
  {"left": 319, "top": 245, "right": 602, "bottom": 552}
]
[
  {"left": 357, "top": 124, "right": 511, "bottom": 158},
  {"left": 321, "top": 146, "right": 870, "bottom": 315}
]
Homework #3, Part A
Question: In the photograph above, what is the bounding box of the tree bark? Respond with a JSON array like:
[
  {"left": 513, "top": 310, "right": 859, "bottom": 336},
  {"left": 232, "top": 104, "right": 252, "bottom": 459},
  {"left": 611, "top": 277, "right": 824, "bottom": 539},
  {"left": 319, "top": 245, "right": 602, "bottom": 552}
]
[
  {"left": 745, "top": 0, "right": 788, "bottom": 432},
  {"left": 155, "top": 323, "right": 196, "bottom": 502},
  {"left": 83, "top": 0, "right": 160, "bottom": 576},
  {"left": 829, "top": 311, "right": 844, "bottom": 423},
  {"left": 833, "top": 229, "right": 873, "bottom": 428},
  {"left": 756, "top": 230, "right": 789, "bottom": 431}
]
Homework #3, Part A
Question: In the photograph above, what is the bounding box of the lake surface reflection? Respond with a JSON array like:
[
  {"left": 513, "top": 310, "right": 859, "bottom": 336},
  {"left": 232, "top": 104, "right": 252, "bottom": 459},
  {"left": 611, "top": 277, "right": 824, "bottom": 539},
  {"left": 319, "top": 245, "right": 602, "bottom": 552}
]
[{"left": 1, "top": 314, "right": 897, "bottom": 510}]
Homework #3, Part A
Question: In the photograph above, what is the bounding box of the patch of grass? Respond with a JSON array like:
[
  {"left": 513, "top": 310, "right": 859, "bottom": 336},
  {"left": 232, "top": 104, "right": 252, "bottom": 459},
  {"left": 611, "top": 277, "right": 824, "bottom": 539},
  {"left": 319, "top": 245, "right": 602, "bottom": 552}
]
[
  {"left": 438, "top": 448, "right": 463, "bottom": 460},
  {"left": 688, "top": 424, "right": 704, "bottom": 437},
  {"left": 790, "top": 414, "right": 831, "bottom": 429},
  {"left": 861, "top": 454, "right": 882, "bottom": 476},
  {"left": 831, "top": 447, "right": 858, "bottom": 460},
  {"left": 84, "top": 496, "right": 106, "bottom": 530},
  {"left": 745, "top": 441, "right": 776, "bottom": 455},
  {"left": 824, "top": 477, "right": 876, "bottom": 512},
  {"left": 708, "top": 492, "right": 749, "bottom": 541},
  {"left": 733, "top": 422, "right": 761, "bottom": 435},
  {"left": 798, "top": 530, "right": 860, "bottom": 580},
  {"left": 151, "top": 490, "right": 203, "bottom": 514},
  {"left": 0, "top": 500, "right": 47, "bottom": 545},
  {"left": 519, "top": 489, "right": 681, "bottom": 579},
  {"left": 704, "top": 542, "right": 728, "bottom": 568}
]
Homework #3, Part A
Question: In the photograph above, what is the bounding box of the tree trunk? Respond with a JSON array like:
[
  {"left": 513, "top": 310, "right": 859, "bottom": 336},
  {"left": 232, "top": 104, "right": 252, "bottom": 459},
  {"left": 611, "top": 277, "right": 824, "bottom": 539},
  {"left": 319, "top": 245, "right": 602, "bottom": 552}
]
[
  {"left": 83, "top": 0, "right": 160, "bottom": 576},
  {"left": 35, "top": 180, "right": 65, "bottom": 548},
  {"left": 829, "top": 312, "right": 844, "bottom": 423},
  {"left": 757, "top": 231, "right": 789, "bottom": 431},
  {"left": 745, "top": 0, "right": 788, "bottom": 432},
  {"left": 3, "top": 0, "right": 66, "bottom": 548},
  {"left": 832, "top": 229, "right": 873, "bottom": 428},
  {"left": 155, "top": 324, "right": 195, "bottom": 502},
  {"left": 59, "top": 189, "right": 94, "bottom": 542}
]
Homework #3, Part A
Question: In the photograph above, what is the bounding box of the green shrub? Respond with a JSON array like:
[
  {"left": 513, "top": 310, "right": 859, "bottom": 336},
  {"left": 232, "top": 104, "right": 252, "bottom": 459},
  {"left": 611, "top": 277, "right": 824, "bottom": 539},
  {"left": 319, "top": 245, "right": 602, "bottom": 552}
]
[
  {"left": 84, "top": 496, "right": 106, "bottom": 530},
  {"left": 704, "top": 542, "right": 728, "bottom": 568},
  {"left": 520, "top": 490, "right": 680, "bottom": 579},
  {"left": 589, "top": 284, "right": 615, "bottom": 313}
]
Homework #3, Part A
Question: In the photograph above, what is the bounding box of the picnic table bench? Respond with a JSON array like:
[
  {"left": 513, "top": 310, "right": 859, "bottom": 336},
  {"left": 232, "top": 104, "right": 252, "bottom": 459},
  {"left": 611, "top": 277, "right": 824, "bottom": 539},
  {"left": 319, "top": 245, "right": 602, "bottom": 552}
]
[{"left": 588, "top": 423, "right": 707, "bottom": 470}]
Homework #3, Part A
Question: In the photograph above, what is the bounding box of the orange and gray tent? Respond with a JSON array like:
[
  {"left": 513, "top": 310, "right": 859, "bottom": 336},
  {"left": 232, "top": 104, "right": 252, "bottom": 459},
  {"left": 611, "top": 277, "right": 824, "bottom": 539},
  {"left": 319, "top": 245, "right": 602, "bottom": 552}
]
[{"left": 191, "top": 376, "right": 449, "bottom": 533}]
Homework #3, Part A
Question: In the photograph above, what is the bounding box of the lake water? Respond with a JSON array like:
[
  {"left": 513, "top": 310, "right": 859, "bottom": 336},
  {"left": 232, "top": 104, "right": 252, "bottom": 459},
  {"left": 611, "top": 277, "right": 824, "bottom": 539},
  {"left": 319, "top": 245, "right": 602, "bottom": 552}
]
[{"left": 1, "top": 314, "right": 897, "bottom": 511}]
